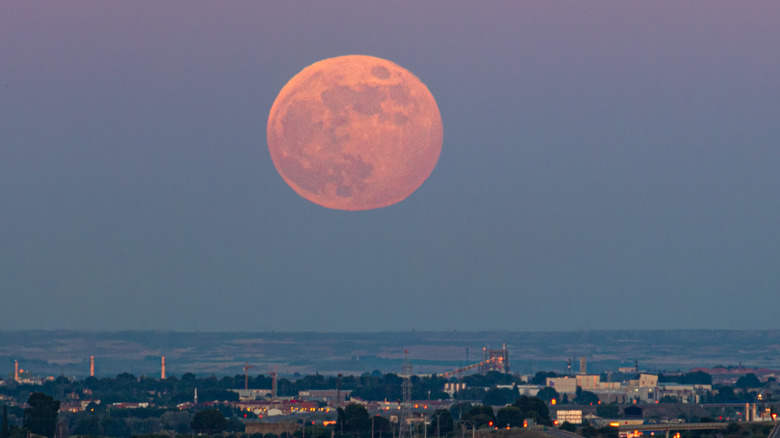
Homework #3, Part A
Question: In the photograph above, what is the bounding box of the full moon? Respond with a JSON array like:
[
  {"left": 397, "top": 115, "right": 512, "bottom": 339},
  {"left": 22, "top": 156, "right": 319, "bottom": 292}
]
[{"left": 267, "top": 55, "right": 443, "bottom": 210}]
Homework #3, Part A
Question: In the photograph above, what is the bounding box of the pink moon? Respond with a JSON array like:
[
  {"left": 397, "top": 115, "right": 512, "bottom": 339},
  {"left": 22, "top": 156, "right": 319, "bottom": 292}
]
[{"left": 267, "top": 55, "right": 443, "bottom": 210}]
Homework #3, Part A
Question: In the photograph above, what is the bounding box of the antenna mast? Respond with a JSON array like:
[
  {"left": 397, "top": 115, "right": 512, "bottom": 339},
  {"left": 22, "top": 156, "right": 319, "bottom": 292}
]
[{"left": 399, "top": 351, "right": 414, "bottom": 438}]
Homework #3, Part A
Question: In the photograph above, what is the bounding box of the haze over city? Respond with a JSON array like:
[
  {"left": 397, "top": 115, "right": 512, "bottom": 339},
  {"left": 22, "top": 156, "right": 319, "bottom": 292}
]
[{"left": 1, "top": 2, "right": 779, "bottom": 332}]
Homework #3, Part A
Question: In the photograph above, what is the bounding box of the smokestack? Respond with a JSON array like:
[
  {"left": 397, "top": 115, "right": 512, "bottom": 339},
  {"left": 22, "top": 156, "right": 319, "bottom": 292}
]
[
  {"left": 14, "top": 360, "right": 19, "bottom": 382},
  {"left": 161, "top": 356, "right": 166, "bottom": 380},
  {"left": 272, "top": 369, "right": 278, "bottom": 399},
  {"left": 336, "top": 373, "right": 342, "bottom": 406},
  {"left": 194, "top": 388, "right": 198, "bottom": 408},
  {"left": 580, "top": 357, "right": 587, "bottom": 375},
  {"left": 90, "top": 356, "right": 95, "bottom": 377}
]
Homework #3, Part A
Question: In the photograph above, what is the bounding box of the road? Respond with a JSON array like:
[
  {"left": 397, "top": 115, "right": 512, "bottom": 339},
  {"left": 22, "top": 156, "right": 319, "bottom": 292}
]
[
  {"left": 543, "top": 429, "right": 583, "bottom": 438},
  {"left": 769, "top": 422, "right": 780, "bottom": 438}
]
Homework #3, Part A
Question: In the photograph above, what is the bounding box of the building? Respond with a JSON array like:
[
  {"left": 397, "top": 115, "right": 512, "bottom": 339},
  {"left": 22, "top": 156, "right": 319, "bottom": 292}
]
[
  {"left": 555, "top": 410, "right": 582, "bottom": 424},
  {"left": 444, "top": 382, "right": 466, "bottom": 396},
  {"left": 245, "top": 423, "right": 300, "bottom": 436},
  {"left": 231, "top": 389, "right": 274, "bottom": 400},
  {"left": 298, "top": 390, "right": 351, "bottom": 403},
  {"left": 515, "top": 385, "right": 543, "bottom": 397},
  {"left": 547, "top": 377, "right": 577, "bottom": 394}
]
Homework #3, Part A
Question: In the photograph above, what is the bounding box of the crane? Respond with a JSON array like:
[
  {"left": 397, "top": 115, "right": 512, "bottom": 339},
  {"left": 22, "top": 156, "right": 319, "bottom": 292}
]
[
  {"left": 438, "top": 356, "right": 502, "bottom": 379},
  {"left": 243, "top": 362, "right": 255, "bottom": 390}
]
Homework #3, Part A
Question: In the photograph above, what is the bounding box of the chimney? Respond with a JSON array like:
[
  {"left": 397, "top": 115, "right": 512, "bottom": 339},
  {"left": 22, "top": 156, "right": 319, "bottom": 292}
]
[
  {"left": 14, "top": 360, "right": 19, "bottom": 382},
  {"left": 161, "top": 356, "right": 166, "bottom": 380},
  {"left": 272, "top": 370, "right": 278, "bottom": 399},
  {"left": 90, "top": 356, "right": 95, "bottom": 377},
  {"left": 580, "top": 357, "right": 587, "bottom": 375}
]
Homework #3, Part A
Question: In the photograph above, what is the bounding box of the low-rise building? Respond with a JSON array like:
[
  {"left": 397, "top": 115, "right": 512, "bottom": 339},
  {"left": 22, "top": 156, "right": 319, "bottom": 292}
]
[
  {"left": 231, "top": 389, "right": 274, "bottom": 400},
  {"left": 555, "top": 410, "right": 582, "bottom": 424},
  {"left": 547, "top": 377, "right": 577, "bottom": 394},
  {"left": 298, "top": 389, "right": 351, "bottom": 403}
]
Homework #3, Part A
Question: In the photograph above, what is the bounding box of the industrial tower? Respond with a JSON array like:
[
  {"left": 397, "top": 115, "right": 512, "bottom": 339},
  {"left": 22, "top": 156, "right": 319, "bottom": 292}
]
[
  {"left": 478, "top": 343, "right": 510, "bottom": 374},
  {"left": 243, "top": 362, "right": 255, "bottom": 390},
  {"left": 398, "top": 351, "right": 414, "bottom": 438}
]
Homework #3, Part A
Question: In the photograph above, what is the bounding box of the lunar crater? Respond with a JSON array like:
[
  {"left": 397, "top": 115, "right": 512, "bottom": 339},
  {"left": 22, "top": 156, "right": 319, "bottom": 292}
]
[{"left": 371, "top": 65, "right": 390, "bottom": 79}]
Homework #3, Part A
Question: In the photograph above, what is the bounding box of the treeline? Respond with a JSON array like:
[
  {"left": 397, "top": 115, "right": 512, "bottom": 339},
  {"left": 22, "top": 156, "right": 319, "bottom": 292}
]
[
  {"left": 658, "top": 371, "right": 712, "bottom": 385},
  {"left": 1, "top": 371, "right": 529, "bottom": 407},
  {"left": 334, "top": 396, "right": 554, "bottom": 438}
]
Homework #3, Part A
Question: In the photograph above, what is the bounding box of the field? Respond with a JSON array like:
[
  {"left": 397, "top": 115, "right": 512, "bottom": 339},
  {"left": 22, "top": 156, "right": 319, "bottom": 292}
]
[{"left": 2, "top": 330, "right": 779, "bottom": 379}]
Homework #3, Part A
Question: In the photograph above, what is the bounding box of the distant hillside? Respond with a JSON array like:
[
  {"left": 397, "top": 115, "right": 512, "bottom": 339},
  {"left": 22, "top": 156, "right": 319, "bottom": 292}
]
[{"left": 1, "top": 330, "right": 778, "bottom": 379}]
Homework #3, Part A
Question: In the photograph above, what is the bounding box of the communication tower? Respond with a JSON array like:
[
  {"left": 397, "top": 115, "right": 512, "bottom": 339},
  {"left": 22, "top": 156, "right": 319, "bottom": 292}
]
[{"left": 398, "top": 351, "right": 414, "bottom": 438}]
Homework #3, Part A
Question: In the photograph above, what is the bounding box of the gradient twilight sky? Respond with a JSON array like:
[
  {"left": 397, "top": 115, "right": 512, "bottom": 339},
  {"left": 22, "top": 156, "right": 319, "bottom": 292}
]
[{"left": 2, "top": 2, "right": 779, "bottom": 332}]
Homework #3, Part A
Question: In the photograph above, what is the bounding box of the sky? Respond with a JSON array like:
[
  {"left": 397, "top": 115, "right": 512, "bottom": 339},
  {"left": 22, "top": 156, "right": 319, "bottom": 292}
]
[{"left": 1, "top": 2, "right": 779, "bottom": 332}]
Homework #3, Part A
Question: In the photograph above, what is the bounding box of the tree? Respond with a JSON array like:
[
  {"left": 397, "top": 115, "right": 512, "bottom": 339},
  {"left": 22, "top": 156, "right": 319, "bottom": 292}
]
[
  {"left": 512, "top": 396, "right": 550, "bottom": 424},
  {"left": 482, "top": 388, "right": 507, "bottom": 406},
  {"left": 559, "top": 421, "right": 577, "bottom": 432},
  {"left": 2, "top": 405, "right": 10, "bottom": 438},
  {"left": 683, "top": 371, "right": 712, "bottom": 385},
  {"left": 371, "top": 416, "right": 391, "bottom": 438},
  {"left": 226, "top": 417, "right": 245, "bottom": 433},
  {"left": 462, "top": 405, "right": 494, "bottom": 428},
  {"left": 536, "top": 387, "right": 559, "bottom": 403},
  {"left": 100, "top": 416, "right": 130, "bottom": 438},
  {"left": 454, "top": 387, "right": 487, "bottom": 401},
  {"left": 532, "top": 372, "right": 558, "bottom": 385},
  {"left": 596, "top": 404, "right": 620, "bottom": 418},
  {"left": 736, "top": 374, "right": 761, "bottom": 390},
  {"left": 197, "top": 388, "right": 239, "bottom": 402},
  {"left": 581, "top": 424, "right": 597, "bottom": 438},
  {"left": 428, "top": 409, "right": 453, "bottom": 437},
  {"left": 190, "top": 409, "right": 227, "bottom": 434},
  {"left": 71, "top": 416, "right": 101, "bottom": 436},
  {"left": 496, "top": 406, "right": 524, "bottom": 428},
  {"left": 84, "top": 401, "right": 105, "bottom": 414},
  {"left": 24, "top": 393, "right": 60, "bottom": 438},
  {"left": 597, "top": 426, "right": 619, "bottom": 438},
  {"left": 574, "top": 388, "right": 599, "bottom": 405},
  {"left": 336, "top": 403, "right": 371, "bottom": 437},
  {"left": 450, "top": 403, "right": 472, "bottom": 421}
]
